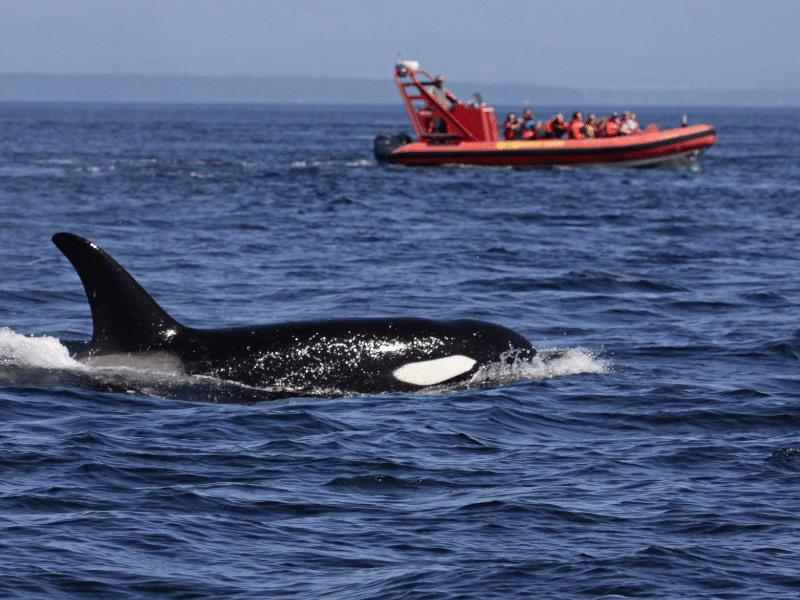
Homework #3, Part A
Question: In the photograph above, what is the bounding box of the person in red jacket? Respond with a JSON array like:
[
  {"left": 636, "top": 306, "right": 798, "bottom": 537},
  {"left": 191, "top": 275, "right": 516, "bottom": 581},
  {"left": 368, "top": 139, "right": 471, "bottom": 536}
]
[
  {"left": 544, "top": 113, "right": 568, "bottom": 139},
  {"left": 604, "top": 112, "right": 621, "bottom": 137},
  {"left": 568, "top": 111, "right": 585, "bottom": 139},
  {"left": 595, "top": 116, "right": 608, "bottom": 137},
  {"left": 503, "top": 113, "right": 519, "bottom": 140}
]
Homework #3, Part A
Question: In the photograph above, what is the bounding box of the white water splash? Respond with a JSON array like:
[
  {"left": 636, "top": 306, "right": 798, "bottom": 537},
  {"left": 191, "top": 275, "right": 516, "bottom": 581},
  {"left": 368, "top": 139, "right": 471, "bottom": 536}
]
[
  {"left": 0, "top": 327, "right": 82, "bottom": 370},
  {"left": 288, "top": 159, "right": 372, "bottom": 168},
  {"left": 472, "top": 347, "right": 609, "bottom": 386}
]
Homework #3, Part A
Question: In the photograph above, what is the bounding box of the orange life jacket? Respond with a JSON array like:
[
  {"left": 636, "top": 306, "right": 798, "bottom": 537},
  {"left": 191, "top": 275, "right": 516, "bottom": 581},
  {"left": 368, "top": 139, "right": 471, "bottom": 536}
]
[
  {"left": 568, "top": 119, "right": 585, "bottom": 140},
  {"left": 545, "top": 119, "right": 566, "bottom": 138}
]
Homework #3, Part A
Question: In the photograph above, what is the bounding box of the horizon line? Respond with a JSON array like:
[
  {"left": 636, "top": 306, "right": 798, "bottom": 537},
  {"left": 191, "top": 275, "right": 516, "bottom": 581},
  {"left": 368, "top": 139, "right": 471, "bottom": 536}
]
[{"left": 0, "top": 72, "right": 796, "bottom": 94}]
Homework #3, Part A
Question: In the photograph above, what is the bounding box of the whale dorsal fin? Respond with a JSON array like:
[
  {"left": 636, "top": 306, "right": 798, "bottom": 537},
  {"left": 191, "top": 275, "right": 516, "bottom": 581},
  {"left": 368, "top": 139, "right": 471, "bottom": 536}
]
[{"left": 53, "top": 233, "right": 186, "bottom": 357}]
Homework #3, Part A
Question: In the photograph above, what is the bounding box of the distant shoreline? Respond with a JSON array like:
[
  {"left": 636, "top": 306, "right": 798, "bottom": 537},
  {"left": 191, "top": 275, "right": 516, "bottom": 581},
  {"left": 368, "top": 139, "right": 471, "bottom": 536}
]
[{"left": 0, "top": 73, "right": 797, "bottom": 107}]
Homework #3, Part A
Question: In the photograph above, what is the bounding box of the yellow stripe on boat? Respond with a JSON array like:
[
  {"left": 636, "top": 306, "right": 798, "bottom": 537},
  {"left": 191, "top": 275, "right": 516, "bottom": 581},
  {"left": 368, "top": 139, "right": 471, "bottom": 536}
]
[{"left": 496, "top": 140, "right": 566, "bottom": 150}]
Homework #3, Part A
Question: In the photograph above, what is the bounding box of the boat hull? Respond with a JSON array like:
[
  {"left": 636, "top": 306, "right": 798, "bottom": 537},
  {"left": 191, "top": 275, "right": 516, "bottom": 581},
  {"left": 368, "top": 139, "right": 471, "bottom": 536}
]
[{"left": 381, "top": 124, "right": 716, "bottom": 168}]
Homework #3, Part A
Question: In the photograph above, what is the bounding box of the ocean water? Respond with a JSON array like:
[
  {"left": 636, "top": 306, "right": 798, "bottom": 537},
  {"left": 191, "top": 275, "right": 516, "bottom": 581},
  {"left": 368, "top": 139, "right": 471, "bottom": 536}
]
[{"left": 1, "top": 101, "right": 800, "bottom": 599}]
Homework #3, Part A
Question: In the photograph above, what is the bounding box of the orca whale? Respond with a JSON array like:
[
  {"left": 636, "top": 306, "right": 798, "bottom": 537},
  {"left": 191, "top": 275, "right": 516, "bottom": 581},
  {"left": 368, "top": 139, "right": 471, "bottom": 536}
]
[{"left": 52, "top": 233, "right": 535, "bottom": 398}]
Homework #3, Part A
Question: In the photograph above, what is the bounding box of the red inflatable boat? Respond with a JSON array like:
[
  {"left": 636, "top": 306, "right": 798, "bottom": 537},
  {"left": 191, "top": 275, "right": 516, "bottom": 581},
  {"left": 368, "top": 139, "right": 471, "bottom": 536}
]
[{"left": 375, "top": 61, "right": 717, "bottom": 168}]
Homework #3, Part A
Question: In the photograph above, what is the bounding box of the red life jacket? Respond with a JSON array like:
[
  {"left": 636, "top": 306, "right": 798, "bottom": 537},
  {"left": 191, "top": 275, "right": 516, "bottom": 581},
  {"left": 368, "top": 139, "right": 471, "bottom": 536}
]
[
  {"left": 545, "top": 119, "right": 565, "bottom": 138},
  {"left": 568, "top": 119, "right": 585, "bottom": 140},
  {"left": 605, "top": 120, "right": 620, "bottom": 137},
  {"left": 503, "top": 120, "right": 517, "bottom": 140},
  {"left": 547, "top": 119, "right": 569, "bottom": 138}
]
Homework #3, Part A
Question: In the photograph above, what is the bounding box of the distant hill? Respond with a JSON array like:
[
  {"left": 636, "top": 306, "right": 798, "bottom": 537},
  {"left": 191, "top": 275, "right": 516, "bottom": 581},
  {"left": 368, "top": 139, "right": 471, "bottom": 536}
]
[{"left": 0, "top": 73, "right": 797, "bottom": 106}]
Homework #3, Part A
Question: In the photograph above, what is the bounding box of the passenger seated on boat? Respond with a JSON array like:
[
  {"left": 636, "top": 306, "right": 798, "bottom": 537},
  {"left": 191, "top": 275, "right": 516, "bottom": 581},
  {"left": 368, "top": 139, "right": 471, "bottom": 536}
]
[
  {"left": 503, "top": 113, "right": 519, "bottom": 140},
  {"left": 520, "top": 108, "right": 542, "bottom": 139},
  {"left": 426, "top": 75, "right": 459, "bottom": 110},
  {"left": 568, "top": 111, "right": 586, "bottom": 140},
  {"left": 543, "top": 113, "right": 569, "bottom": 139},
  {"left": 595, "top": 116, "right": 608, "bottom": 137},
  {"left": 619, "top": 112, "right": 641, "bottom": 135},
  {"left": 604, "top": 112, "right": 621, "bottom": 137},
  {"left": 584, "top": 114, "right": 598, "bottom": 138}
]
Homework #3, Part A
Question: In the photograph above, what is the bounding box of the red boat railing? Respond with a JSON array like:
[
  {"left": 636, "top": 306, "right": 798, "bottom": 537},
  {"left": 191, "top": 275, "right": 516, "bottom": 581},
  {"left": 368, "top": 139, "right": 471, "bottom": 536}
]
[{"left": 394, "top": 61, "right": 499, "bottom": 144}]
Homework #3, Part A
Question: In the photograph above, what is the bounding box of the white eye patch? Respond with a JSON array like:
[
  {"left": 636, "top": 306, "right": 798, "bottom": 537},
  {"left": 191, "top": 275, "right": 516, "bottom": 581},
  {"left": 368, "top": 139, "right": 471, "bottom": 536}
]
[{"left": 392, "top": 355, "right": 477, "bottom": 386}]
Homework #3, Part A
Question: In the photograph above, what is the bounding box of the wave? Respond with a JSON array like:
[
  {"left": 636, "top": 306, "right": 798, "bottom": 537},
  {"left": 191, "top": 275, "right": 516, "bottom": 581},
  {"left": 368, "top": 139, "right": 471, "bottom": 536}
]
[{"left": 287, "top": 159, "right": 373, "bottom": 168}]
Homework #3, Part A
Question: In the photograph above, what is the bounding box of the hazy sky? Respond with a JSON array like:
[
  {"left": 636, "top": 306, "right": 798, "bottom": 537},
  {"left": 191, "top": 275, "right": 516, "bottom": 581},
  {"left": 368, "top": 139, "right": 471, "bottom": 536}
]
[{"left": 1, "top": 0, "right": 798, "bottom": 90}]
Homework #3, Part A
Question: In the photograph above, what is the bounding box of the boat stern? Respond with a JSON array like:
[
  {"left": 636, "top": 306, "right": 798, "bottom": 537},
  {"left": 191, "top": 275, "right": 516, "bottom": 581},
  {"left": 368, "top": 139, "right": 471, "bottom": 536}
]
[{"left": 374, "top": 132, "right": 413, "bottom": 161}]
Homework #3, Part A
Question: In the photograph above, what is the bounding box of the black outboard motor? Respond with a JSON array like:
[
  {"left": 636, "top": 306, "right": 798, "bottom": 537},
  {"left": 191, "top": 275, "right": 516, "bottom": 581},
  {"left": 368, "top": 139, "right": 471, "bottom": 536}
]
[{"left": 374, "top": 133, "right": 412, "bottom": 161}]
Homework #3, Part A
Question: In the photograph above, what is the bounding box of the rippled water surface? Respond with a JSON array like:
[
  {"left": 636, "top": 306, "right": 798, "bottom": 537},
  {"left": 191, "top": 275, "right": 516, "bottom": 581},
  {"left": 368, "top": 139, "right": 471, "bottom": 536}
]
[{"left": 2, "top": 102, "right": 800, "bottom": 599}]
